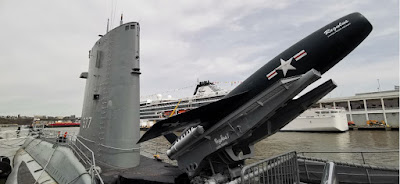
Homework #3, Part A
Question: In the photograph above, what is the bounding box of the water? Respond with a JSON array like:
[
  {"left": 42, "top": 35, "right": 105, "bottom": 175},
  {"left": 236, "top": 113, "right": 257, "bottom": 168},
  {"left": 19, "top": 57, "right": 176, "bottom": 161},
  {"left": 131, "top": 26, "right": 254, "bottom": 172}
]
[
  {"left": 1, "top": 127, "right": 398, "bottom": 169},
  {"left": 253, "top": 131, "right": 399, "bottom": 168},
  {"left": 140, "top": 130, "right": 399, "bottom": 168}
]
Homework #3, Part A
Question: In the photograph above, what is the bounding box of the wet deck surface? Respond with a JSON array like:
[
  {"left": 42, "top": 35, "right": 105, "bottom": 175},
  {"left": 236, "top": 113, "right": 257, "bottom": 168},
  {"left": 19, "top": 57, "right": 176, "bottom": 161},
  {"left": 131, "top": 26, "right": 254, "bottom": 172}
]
[{"left": 99, "top": 156, "right": 188, "bottom": 184}]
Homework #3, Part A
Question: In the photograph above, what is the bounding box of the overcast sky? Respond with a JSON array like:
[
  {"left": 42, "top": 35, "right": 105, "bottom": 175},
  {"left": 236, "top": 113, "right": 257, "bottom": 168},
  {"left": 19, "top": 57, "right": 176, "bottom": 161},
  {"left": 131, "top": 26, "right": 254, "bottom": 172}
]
[{"left": 0, "top": 0, "right": 398, "bottom": 116}]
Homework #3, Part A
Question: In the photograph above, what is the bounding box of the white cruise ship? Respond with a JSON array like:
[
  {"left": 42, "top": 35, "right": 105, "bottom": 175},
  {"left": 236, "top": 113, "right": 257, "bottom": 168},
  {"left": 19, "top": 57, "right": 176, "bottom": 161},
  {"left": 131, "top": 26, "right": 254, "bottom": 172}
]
[
  {"left": 281, "top": 108, "right": 349, "bottom": 132},
  {"left": 140, "top": 81, "right": 228, "bottom": 128}
]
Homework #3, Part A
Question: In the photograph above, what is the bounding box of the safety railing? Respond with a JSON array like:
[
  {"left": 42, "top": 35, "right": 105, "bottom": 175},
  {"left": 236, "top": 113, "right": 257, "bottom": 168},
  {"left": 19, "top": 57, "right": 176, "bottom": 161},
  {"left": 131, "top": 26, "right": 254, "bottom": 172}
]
[
  {"left": 236, "top": 151, "right": 300, "bottom": 184},
  {"left": 297, "top": 150, "right": 399, "bottom": 184},
  {"left": 40, "top": 130, "right": 104, "bottom": 184},
  {"left": 298, "top": 150, "right": 399, "bottom": 165}
]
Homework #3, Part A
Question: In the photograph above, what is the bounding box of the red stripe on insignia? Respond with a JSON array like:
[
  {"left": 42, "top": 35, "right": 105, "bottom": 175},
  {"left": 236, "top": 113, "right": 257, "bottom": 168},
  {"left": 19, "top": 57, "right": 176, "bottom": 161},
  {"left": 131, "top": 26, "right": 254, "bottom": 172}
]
[
  {"left": 267, "top": 70, "right": 277, "bottom": 80},
  {"left": 267, "top": 71, "right": 276, "bottom": 78},
  {"left": 294, "top": 52, "right": 305, "bottom": 59},
  {"left": 294, "top": 50, "right": 307, "bottom": 61}
]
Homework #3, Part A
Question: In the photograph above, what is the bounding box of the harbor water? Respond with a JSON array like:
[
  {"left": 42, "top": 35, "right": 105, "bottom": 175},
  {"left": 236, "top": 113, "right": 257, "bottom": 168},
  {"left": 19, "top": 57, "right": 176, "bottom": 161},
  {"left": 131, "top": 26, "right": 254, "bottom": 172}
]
[
  {"left": 1, "top": 127, "right": 398, "bottom": 170},
  {"left": 140, "top": 130, "right": 399, "bottom": 168},
  {"left": 253, "top": 131, "right": 399, "bottom": 168}
]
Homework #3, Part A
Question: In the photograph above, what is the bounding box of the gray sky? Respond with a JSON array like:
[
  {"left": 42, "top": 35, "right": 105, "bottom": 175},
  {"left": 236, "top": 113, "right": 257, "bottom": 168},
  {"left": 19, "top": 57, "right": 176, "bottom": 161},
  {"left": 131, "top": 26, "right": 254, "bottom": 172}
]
[{"left": 0, "top": 0, "right": 398, "bottom": 116}]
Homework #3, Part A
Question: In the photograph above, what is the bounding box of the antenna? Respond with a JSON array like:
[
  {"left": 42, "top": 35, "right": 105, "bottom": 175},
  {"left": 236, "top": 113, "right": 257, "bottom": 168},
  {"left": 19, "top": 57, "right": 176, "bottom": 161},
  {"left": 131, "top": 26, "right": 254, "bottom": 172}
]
[
  {"left": 106, "top": 19, "right": 109, "bottom": 33},
  {"left": 120, "top": 13, "right": 123, "bottom": 25},
  {"left": 377, "top": 79, "right": 381, "bottom": 91}
]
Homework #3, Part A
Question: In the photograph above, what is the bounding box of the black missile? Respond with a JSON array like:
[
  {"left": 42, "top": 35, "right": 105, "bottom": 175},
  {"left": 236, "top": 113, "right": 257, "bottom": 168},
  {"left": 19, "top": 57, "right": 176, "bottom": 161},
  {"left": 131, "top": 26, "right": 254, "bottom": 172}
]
[
  {"left": 138, "top": 12, "right": 372, "bottom": 146},
  {"left": 224, "top": 12, "right": 372, "bottom": 101}
]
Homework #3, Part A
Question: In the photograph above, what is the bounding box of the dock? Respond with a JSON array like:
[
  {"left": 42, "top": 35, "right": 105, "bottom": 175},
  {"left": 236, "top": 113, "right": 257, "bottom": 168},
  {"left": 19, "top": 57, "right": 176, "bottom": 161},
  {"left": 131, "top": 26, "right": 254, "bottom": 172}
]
[{"left": 349, "top": 125, "right": 399, "bottom": 131}]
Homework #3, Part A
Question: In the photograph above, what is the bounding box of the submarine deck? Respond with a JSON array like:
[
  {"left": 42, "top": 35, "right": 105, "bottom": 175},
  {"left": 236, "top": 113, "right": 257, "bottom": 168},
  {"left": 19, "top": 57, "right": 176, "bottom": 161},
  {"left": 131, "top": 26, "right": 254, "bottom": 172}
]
[{"left": 99, "top": 156, "right": 187, "bottom": 184}]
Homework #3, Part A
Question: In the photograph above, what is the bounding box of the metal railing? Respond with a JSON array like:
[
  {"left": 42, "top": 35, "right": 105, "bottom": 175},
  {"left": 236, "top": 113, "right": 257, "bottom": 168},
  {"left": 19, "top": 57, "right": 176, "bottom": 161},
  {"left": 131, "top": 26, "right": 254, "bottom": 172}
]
[
  {"left": 298, "top": 150, "right": 399, "bottom": 165},
  {"left": 297, "top": 151, "right": 399, "bottom": 184},
  {"left": 236, "top": 151, "right": 300, "bottom": 184},
  {"left": 40, "top": 130, "right": 104, "bottom": 184}
]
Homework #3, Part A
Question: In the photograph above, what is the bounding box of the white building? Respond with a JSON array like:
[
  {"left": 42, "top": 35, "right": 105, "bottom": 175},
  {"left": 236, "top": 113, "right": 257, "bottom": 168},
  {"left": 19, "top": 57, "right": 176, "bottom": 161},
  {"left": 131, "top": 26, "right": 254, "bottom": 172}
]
[{"left": 314, "top": 89, "right": 399, "bottom": 127}]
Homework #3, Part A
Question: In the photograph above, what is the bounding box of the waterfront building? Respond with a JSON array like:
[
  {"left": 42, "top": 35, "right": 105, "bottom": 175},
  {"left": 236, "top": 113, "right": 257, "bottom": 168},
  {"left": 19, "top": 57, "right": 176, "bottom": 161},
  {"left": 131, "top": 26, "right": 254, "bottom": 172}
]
[{"left": 313, "top": 88, "right": 399, "bottom": 127}]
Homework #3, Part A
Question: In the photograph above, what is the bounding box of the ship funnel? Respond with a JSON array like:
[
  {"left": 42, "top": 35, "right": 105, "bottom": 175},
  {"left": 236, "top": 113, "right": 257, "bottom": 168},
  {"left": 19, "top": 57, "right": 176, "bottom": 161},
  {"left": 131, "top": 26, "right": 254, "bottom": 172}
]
[{"left": 79, "top": 22, "right": 141, "bottom": 168}]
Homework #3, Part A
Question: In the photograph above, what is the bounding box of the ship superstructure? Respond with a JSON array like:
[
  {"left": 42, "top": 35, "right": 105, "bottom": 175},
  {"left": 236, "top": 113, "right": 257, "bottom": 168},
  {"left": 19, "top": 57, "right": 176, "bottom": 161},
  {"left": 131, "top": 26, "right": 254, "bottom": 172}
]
[{"left": 139, "top": 81, "right": 228, "bottom": 126}]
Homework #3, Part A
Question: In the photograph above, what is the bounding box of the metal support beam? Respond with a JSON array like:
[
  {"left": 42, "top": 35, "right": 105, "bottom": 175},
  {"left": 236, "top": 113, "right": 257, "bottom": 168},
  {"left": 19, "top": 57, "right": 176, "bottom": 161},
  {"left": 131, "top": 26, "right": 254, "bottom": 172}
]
[
  {"left": 381, "top": 98, "right": 389, "bottom": 126},
  {"left": 363, "top": 100, "right": 369, "bottom": 121},
  {"left": 347, "top": 101, "right": 353, "bottom": 121}
]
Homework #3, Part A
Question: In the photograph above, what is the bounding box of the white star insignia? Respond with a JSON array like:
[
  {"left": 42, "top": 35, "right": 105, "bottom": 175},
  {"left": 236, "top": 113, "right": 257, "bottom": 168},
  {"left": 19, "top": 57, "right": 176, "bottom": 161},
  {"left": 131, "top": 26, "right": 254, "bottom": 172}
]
[{"left": 277, "top": 58, "right": 296, "bottom": 76}]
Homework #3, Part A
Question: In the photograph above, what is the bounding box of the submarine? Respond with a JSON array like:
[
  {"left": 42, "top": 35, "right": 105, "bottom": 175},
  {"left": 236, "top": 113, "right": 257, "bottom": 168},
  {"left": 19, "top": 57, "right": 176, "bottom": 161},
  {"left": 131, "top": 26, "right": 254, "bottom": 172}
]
[{"left": 6, "top": 12, "right": 397, "bottom": 184}]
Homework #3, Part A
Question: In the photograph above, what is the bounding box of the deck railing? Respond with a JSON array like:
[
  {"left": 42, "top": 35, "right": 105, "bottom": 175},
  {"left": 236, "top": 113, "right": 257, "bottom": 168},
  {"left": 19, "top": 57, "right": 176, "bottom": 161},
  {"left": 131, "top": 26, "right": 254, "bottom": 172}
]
[
  {"left": 228, "top": 151, "right": 300, "bottom": 184},
  {"left": 40, "top": 130, "right": 104, "bottom": 184},
  {"left": 298, "top": 150, "right": 399, "bottom": 165},
  {"left": 298, "top": 150, "right": 399, "bottom": 184}
]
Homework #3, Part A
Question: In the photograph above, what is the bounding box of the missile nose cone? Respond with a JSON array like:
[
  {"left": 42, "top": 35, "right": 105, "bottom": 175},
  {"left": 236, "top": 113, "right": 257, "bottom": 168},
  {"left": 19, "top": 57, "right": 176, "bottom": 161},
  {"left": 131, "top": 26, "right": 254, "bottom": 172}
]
[
  {"left": 352, "top": 12, "right": 373, "bottom": 29},
  {"left": 311, "top": 12, "right": 373, "bottom": 74},
  {"left": 335, "top": 12, "right": 372, "bottom": 46},
  {"left": 339, "top": 12, "right": 373, "bottom": 54},
  {"left": 348, "top": 12, "right": 373, "bottom": 38}
]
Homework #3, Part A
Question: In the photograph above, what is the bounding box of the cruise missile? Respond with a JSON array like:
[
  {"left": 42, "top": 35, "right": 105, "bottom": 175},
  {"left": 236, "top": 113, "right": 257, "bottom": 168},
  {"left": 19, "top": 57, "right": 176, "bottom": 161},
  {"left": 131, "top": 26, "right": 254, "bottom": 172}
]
[{"left": 139, "top": 12, "right": 372, "bottom": 177}]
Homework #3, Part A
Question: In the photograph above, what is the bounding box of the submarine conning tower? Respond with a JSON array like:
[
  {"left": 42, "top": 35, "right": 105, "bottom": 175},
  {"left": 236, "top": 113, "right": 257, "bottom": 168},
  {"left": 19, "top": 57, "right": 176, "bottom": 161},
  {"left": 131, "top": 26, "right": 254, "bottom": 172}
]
[{"left": 79, "top": 22, "right": 140, "bottom": 168}]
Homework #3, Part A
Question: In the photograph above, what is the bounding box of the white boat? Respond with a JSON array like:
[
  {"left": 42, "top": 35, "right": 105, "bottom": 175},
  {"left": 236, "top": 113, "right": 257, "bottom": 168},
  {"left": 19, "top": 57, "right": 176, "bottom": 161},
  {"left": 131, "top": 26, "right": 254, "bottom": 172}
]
[{"left": 281, "top": 108, "right": 349, "bottom": 132}]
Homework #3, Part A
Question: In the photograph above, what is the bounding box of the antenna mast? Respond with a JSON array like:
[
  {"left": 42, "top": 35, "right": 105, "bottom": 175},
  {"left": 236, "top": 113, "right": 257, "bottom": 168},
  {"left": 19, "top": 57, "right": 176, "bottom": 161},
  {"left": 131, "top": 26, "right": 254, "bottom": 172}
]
[
  {"left": 106, "top": 19, "right": 110, "bottom": 33},
  {"left": 377, "top": 79, "right": 381, "bottom": 91}
]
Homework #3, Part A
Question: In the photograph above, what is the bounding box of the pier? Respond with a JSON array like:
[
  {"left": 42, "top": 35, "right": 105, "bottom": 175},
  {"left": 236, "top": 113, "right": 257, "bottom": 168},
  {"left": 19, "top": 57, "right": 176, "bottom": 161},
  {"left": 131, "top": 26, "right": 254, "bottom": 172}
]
[{"left": 349, "top": 125, "right": 399, "bottom": 131}]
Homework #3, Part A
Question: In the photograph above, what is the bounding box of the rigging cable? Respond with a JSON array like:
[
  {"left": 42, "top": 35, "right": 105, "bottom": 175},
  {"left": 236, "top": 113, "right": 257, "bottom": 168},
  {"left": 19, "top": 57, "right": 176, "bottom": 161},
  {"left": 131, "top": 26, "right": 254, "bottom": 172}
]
[{"left": 33, "top": 145, "right": 57, "bottom": 184}]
